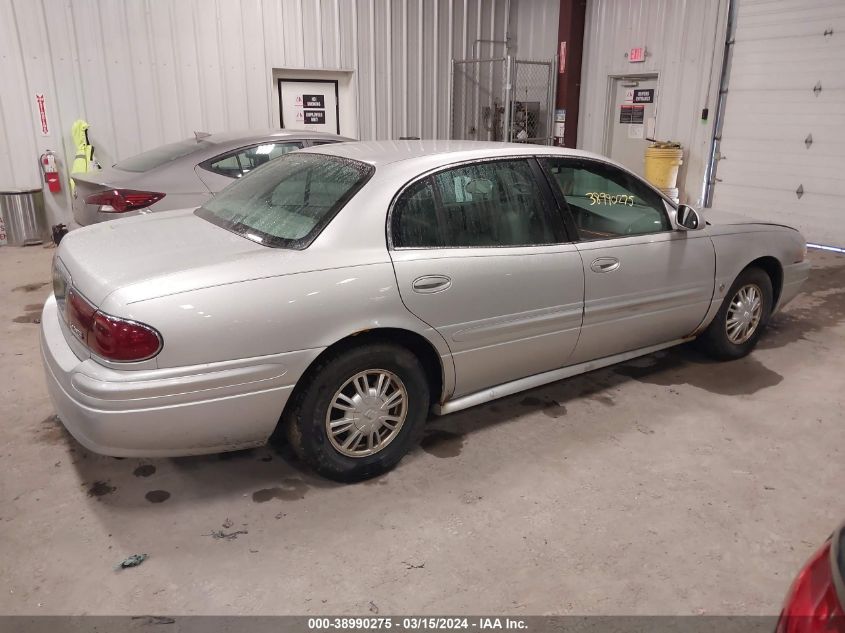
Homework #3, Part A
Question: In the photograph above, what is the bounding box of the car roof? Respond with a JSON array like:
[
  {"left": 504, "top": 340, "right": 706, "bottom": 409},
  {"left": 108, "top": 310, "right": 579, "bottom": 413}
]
[
  {"left": 297, "top": 139, "right": 612, "bottom": 167},
  {"left": 201, "top": 128, "right": 351, "bottom": 145}
]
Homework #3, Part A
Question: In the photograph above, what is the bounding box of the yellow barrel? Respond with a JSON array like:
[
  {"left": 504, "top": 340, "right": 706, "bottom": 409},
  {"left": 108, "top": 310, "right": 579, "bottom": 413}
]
[{"left": 644, "top": 144, "right": 684, "bottom": 190}]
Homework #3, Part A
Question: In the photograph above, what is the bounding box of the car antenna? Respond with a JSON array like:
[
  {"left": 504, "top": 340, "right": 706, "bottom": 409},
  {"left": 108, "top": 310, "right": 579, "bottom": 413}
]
[{"left": 194, "top": 131, "right": 211, "bottom": 141}]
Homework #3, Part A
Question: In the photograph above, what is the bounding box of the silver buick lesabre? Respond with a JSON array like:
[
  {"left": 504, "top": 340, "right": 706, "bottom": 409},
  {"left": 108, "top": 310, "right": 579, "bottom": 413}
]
[{"left": 41, "top": 141, "right": 810, "bottom": 481}]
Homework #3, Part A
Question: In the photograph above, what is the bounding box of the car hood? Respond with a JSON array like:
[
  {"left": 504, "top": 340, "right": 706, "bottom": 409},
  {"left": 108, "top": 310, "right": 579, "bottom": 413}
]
[
  {"left": 57, "top": 208, "right": 297, "bottom": 308},
  {"left": 705, "top": 208, "right": 797, "bottom": 231}
]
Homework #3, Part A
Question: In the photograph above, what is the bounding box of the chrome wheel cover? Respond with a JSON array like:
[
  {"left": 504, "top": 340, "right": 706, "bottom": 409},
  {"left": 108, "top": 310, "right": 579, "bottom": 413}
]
[
  {"left": 325, "top": 369, "right": 408, "bottom": 458},
  {"left": 726, "top": 283, "right": 763, "bottom": 344}
]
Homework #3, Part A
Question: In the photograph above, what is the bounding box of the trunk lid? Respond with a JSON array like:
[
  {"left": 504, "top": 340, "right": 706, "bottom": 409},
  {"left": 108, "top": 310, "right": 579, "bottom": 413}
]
[
  {"left": 56, "top": 208, "right": 285, "bottom": 307},
  {"left": 71, "top": 167, "right": 144, "bottom": 226}
]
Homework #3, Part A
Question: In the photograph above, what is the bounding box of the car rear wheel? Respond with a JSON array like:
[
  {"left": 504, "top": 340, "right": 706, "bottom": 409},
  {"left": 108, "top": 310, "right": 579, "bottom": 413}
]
[
  {"left": 284, "top": 343, "right": 430, "bottom": 482},
  {"left": 696, "top": 266, "right": 773, "bottom": 360}
]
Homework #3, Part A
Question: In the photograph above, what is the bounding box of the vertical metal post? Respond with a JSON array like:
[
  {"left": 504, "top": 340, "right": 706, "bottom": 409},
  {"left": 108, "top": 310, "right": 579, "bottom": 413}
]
[
  {"left": 503, "top": 55, "right": 513, "bottom": 142},
  {"left": 449, "top": 59, "right": 455, "bottom": 139},
  {"left": 704, "top": 0, "right": 736, "bottom": 207},
  {"left": 548, "top": 58, "right": 558, "bottom": 145}
]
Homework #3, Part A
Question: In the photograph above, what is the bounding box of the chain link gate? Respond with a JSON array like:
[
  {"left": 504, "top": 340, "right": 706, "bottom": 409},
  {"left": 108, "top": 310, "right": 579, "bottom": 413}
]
[
  {"left": 450, "top": 56, "right": 556, "bottom": 144},
  {"left": 508, "top": 59, "right": 556, "bottom": 144}
]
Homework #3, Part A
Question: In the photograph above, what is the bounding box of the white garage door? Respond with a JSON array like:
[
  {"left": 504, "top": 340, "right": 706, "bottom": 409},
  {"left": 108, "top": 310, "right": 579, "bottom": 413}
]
[{"left": 712, "top": 0, "right": 845, "bottom": 247}]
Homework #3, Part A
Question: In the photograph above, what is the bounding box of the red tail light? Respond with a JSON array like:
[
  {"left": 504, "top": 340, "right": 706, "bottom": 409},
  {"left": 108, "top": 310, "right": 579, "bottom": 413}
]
[
  {"left": 85, "top": 189, "right": 165, "bottom": 213},
  {"left": 776, "top": 540, "right": 845, "bottom": 633},
  {"left": 62, "top": 289, "right": 162, "bottom": 362},
  {"left": 66, "top": 288, "right": 97, "bottom": 342},
  {"left": 90, "top": 312, "right": 162, "bottom": 362}
]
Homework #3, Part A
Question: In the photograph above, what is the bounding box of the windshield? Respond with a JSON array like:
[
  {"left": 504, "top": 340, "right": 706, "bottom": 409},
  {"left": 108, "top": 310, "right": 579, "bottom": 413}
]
[
  {"left": 115, "top": 138, "right": 214, "bottom": 172},
  {"left": 195, "top": 153, "right": 374, "bottom": 249}
]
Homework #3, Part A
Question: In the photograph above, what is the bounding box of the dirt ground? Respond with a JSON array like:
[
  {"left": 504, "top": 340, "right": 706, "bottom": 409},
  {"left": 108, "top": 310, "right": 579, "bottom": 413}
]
[{"left": 0, "top": 244, "right": 843, "bottom": 615}]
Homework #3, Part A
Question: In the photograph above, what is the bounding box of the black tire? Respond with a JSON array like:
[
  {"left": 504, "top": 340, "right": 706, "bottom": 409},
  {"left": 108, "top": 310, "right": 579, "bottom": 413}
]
[
  {"left": 284, "top": 343, "right": 430, "bottom": 482},
  {"left": 696, "top": 266, "right": 774, "bottom": 360}
]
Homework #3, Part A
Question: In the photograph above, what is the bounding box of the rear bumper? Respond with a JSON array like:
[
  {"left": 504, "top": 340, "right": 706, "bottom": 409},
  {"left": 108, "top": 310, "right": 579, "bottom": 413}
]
[
  {"left": 39, "top": 295, "right": 320, "bottom": 457},
  {"left": 775, "top": 260, "right": 811, "bottom": 313}
]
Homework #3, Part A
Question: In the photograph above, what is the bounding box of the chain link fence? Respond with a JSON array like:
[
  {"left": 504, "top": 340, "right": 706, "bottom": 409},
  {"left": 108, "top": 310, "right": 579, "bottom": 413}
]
[
  {"left": 508, "top": 59, "right": 556, "bottom": 144},
  {"left": 450, "top": 56, "right": 556, "bottom": 145}
]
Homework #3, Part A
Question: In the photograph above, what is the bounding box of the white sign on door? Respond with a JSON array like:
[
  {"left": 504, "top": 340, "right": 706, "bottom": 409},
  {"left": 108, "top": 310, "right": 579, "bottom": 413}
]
[
  {"left": 627, "top": 124, "right": 644, "bottom": 139},
  {"left": 279, "top": 80, "right": 339, "bottom": 134}
]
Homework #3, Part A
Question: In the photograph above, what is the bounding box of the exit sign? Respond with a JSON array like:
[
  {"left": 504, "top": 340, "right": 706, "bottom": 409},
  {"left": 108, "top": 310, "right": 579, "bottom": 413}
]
[{"left": 629, "top": 47, "right": 646, "bottom": 63}]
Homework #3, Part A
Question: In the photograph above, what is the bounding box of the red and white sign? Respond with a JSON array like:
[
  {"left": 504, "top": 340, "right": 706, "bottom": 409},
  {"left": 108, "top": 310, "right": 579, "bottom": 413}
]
[
  {"left": 559, "top": 41, "right": 567, "bottom": 74},
  {"left": 35, "top": 93, "right": 50, "bottom": 136},
  {"left": 629, "top": 47, "right": 646, "bottom": 63}
]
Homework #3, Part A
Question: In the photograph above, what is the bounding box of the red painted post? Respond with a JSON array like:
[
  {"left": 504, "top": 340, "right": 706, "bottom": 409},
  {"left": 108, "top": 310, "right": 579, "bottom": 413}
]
[{"left": 555, "top": 0, "right": 587, "bottom": 148}]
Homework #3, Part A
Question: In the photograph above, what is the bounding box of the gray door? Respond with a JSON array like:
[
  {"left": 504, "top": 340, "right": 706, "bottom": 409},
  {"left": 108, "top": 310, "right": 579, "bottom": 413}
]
[
  {"left": 389, "top": 158, "right": 584, "bottom": 398},
  {"left": 541, "top": 157, "right": 714, "bottom": 364},
  {"left": 606, "top": 76, "right": 658, "bottom": 177}
]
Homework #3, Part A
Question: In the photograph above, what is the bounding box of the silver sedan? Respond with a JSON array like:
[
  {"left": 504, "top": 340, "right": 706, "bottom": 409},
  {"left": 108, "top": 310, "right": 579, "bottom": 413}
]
[
  {"left": 71, "top": 129, "right": 350, "bottom": 226},
  {"left": 42, "top": 141, "right": 810, "bottom": 481}
]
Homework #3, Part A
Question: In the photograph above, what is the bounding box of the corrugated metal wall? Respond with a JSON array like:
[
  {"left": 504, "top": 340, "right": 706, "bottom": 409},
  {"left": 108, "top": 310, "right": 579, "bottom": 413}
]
[
  {"left": 0, "top": 0, "right": 553, "bottom": 224},
  {"left": 577, "top": 0, "right": 729, "bottom": 206},
  {"left": 711, "top": 0, "right": 845, "bottom": 246},
  {"left": 510, "top": 0, "right": 559, "bottom": 60}
]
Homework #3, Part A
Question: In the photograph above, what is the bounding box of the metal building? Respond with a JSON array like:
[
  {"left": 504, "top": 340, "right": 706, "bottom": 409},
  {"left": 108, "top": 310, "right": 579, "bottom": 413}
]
[
  {"left": 576, "top": 0, "right": 845, "bottom": 247},
  {"left": 3, "top": 0, "right": 843, "bottom": 247},
  {"left": 0, "top": 0, "right": 560, "bottom": 225},
  {"left": 576, "top": 0, "right": 729, "bottom": 207}
]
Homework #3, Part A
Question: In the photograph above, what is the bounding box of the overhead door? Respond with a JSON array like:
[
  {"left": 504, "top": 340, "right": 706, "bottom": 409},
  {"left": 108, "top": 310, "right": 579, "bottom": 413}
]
[{"left": 711, "top": 0, "right": 845, "bottom": 247}]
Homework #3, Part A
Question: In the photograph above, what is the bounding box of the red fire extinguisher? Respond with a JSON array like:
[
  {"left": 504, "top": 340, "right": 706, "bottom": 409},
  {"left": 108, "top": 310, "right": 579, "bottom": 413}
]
[{"left": 40, "top": 150, "right": 61, "bottom": 193}]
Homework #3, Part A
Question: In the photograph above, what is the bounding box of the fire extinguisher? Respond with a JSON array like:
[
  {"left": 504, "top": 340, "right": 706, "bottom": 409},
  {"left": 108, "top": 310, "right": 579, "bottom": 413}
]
[{"left": 40, "top": 150, "right": 61, "bottom": 193}]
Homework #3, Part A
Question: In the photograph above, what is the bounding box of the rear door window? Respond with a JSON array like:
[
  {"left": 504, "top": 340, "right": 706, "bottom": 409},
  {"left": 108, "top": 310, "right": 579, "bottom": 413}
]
[
  {"left": 204, "top": 142, "right": 303, "bottom": 179},
  {"left": 392, "top": 159, "right": 564, "bottom": 248}
]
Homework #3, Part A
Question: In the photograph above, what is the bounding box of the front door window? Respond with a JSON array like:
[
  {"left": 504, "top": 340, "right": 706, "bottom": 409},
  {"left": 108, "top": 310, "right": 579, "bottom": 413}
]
[{"left": 542, "top": 158, "right": 670, "bottom": 240}]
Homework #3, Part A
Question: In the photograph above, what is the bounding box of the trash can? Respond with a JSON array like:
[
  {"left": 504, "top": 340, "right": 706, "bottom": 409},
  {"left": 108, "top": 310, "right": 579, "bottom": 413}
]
[
  {"left": 0, "top": 188, "right": 49, "bottom": 246},
  {"left": 644, "top": 143, "right": 684, "bottom": 190}
]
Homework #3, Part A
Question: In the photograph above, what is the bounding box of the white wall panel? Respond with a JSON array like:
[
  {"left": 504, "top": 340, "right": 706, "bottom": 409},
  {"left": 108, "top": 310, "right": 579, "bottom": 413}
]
[
  {"left": 510, "top": 0, "right": 559, "bottom": 60},
  {"left": 577, "top": 0, "right": 729, "bottom": 207},
  {"left": 0, "top": 0, "right": 41, "bottom": 191},
  {"left": 0, "top": 0, "right": 557, "bottom": 223}
]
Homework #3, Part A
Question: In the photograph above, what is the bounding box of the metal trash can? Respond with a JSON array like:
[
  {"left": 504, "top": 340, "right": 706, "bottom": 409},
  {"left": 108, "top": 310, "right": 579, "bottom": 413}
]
[{"left": 0, "top": 188, "right": 49, "bottom": 246}]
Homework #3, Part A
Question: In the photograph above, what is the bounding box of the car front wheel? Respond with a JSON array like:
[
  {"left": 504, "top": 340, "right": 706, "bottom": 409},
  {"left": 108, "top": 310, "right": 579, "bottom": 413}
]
[
  {"left": 284, "top": 343, "right": 430, "bottom": 482},
  {"left": 696, "top": 266, "right": 773, "bottom": 360}
]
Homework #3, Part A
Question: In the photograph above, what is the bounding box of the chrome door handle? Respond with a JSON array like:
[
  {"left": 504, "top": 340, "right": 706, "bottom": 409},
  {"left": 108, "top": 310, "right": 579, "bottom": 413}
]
[
  {"left": 590, "top": 257, "right": 620, "bottom": 273},
  {"left": 412, "top": 275, "right": 452, "bottom": 293}
]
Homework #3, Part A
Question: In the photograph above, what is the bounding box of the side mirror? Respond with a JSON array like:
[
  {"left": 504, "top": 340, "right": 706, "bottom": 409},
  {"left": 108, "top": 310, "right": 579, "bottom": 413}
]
[{"left": 676, "top": 204, "right": 704, "bottom": 231}]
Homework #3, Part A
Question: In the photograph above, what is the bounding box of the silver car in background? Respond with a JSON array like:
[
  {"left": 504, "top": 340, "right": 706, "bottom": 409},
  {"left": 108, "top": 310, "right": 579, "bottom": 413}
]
[
  {"left": 42, "top": 141, "right": 810, "bottom": 482},
  {"left": 71, "top": 129, "right": 350, "bottom": 225}
]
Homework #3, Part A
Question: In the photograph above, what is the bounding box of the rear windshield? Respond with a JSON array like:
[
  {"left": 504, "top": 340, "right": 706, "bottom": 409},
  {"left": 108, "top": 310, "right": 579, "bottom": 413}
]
[
  {"left": 115, "top": 138, "right": 214, "bottom": 172},
  {"left": 195, "top": 153, "right": 374, "bottom": 249}
]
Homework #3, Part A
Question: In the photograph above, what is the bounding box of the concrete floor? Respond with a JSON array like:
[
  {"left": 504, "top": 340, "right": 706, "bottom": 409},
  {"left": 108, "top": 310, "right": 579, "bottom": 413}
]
[{"left": 0, "top": 244, "right": 843, "bottom": 616}]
